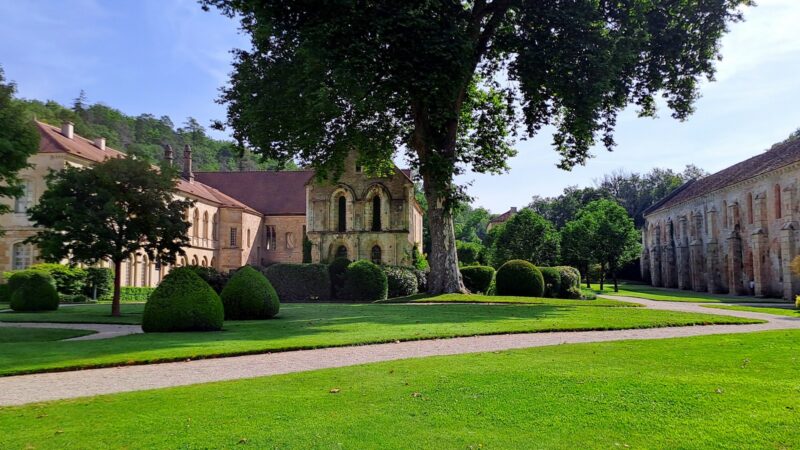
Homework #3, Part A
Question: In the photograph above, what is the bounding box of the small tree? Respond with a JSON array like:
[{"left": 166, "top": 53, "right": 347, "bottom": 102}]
[
  {"left": 26, "top": 158, "right": 193, "bottom": 316},
  {"left": 579, "top": 200, "right": 641, "bottom": 292},
  {"left": 560, "top": 216, "right": 598, "bottom": 288},
  {"left": 489, "top": 209, "right": 559, "bottom": 267}
]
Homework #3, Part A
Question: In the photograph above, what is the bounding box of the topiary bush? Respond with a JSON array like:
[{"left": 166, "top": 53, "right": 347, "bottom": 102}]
[
  {"left": 494, "top": 260, "right": 544, "bottom": 297},
  {"left": 84, "top": 267, "right": 113, "bottom": 300},
  {"left": 10, "top": 272, "right": 60, "bottom": 312},
  {"left": 29, "top": 263, "right": 87, "bottom": 295},
  {"left": 555, "top": 266, "right": 582, "bottom": 299},
  {"left": 383, "top": 266, "right": 418, "bottom": 298},
  {"left": 7, "top": 270, "right": 56, "bottom": 294},
  {"left": 328, "top": 257, "right": 351, "bottom": 299},
  {"left": 460, "top": 265, "right": 495, "bottom": 294},
  {"left": 260, "top": 263, "right": 331, "bottom": 301},
  {"left": 539, "top": 267, "right": 562, "bottom": 298},
  {"left": 343, "top": 260, "right": 388, "bottom": 301},
  {"left": 220, "top": 266, "right": 280, "bottom": 320},
  {"left": 141, "top": 267, "right": 224, "bottom": 332}
]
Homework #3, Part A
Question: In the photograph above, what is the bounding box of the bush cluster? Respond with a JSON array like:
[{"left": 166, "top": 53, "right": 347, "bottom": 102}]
[
  {"left": 181, "top": 265, "right": 231, "bottom": 294},
  {"left": 456, "top": 241, "right": 486, "bottom": 266},
  {"left": 539, "top": 267, "right": 562, "bottom": 298},
  {"left": 555, "top": 266, "right": 582, "bottom": 299},
  {"left": 328, "top": 257, "right": 351, "bottom": 299},
  {"left": 28, "top": 263, "right": 87, "bottom": 295},
  {"left": 495, "top": 260, "right": 544, "bottom": 297},
  {"left": 9, "top": 271, "right": 59, "bottom": 312},
  {"left": 260, "top": 263, "right": 331, "bottom": 301},
  {"left": 460, "top": 265, "right": 495, "bottom": 294},
  {"left": 383, "top": 266, "right": 418, "bottom": 298},
  {"left": 120, "top": 286, "right": 156, "bottom": 302},
  {"left": 220, "top": 266, "right": 280, "bottom": 320},
  {"left": 142, "top": 268, "right": 224, "bottom": 332},
  {"left": 343, "top": 260, "right": 388, "bottom": 301}
]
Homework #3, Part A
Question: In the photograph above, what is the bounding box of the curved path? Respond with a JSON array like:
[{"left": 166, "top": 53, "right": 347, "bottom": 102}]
[
  {"left": 0, "top": 297, "right": 798, "bottom": 406},
  {"left": 0, "top": 321, "right": 142, "bottom": 341}
]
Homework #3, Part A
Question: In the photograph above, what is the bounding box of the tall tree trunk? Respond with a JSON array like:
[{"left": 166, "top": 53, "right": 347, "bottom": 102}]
[
  {"left": 112, "top": 260, "right": 122, "bottom": 317},
  {"left": 423, "top": 179, "right": 466, "bottom": 295},
  {"left": 613, "top": 271, "right": 619, "bottom": 293}
]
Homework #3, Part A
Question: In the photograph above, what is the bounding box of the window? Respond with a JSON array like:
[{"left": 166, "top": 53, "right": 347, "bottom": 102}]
[
  {"left": 722, "top": 201, "right": 728, "bottom": 228},
  {"left": 212, "top": 214, "right": 218, "bottom": 240},
  {"left": 747, "top": 193, "right": 754, "bottom": 224},
  {"left": 265, "top": 225, "right": 277, "bottom": 250},
  {"left": 14, "top": 181, "right": 33, "bottom": 213},
  {"left": 202, "top": 212, "right": 209, "bottom": 239},
  {"left": 371, "top": 196, "right": 382, "bottom": 231},
  {"left": 230, "top": 227, "right": 238, "bottom": 247},
  {"left": 338, "top": 195, "right": 347, "bottom": 232},
  {"left": 775, "top": 184, "right": 782, "bottom": 219},
  {"left": 336, "top": 245, "right": 348, "bottom": 259},
  {"left": 286, "top": 232, "right": 295, "bottom": 249},
  {"left": 191, "top": 255, "right": 198, "bottom": 266},
  {"left": 247, "top": 228, "right": 251, "bottom": 247},
  {"left": 193, "top": 209, "right": 200, "bottom": 238},
  {"left": 11, "top": 242, "right": 32, "bottom": 270},
  {"left": 371, "top": 245, "right": 382, "bottom": 265}
]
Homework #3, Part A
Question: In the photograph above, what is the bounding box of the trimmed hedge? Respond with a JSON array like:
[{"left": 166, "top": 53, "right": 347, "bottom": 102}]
[
  {"left": 555, "top": 266, "right": 582, "bottom": 299},
  {"left": 260, "top": 263, "right": 331, "bottom": 301},
  {"left": 181, "top": 266, "right": 231, "bottom": 294},
  {"left": 495, "top": 260, "right": 544, "bottom": 297},
  {"left": 10, "top": 272, "right": 60, "bottom": 312},
  {"left": 8, "top": 270, "right": 56, "bottom": 294},
  {"left": 120, "top": 286, "right": 155, "bottom": 302},
  {"left": 343, "top": 260, "right": 388, "bottom": 301},
  {"left": 221, "top": 266, "right": 280, "bottom": 320},
  {"left": 142, "top": 268, "right": 224, "bottom": 332},
  {"left": 29, "top": 263, "right": 87, "bottom": 295},
  {"left": 328, "top": 257, "right": 351, "bottom": 299},
  {"left": 460, "top": 265, "right": 495, "bottom": 294},
  {"left": 539, "top": 267, "right": 562, "bottom": 298},
  {"left": 383, "top": 266, "right": 418, "bottom": 298}
]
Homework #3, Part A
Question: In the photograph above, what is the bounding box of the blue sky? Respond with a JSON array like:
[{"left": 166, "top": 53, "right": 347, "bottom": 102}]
[{"left": 1, "top": 0, "right": 799, "bottom": 213}]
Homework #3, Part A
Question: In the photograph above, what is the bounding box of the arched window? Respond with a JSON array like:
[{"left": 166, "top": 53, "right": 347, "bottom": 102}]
[
  {"left": 747, "top": 193, "right": 754, "bottom": 224},
  {"left": 247, "top": 228, "right": 251, "bottom": 247},
  {"left": 371, "top": 245, "right": 382, "bottom": 265},
  {"left": 193, "top": 209, "right": 200, "bottom": 238},
  {"left": 202, "top": 212, "right": 209, "bottom": 239},
  {"left": 211, "top": 213, "right": 218, "bottom": 240},
  {"left": 191, "top": 255, "right": 198, "bottom": 266},
  {"left": 202, "top": 256, "right": 208, "bottom": 267},
  {"left": 371, "top": 196, "right": 382, "bottom": 231},
  {"left": 336, "top": 245, "right": 348, "bottom": 259},
  {"left": 210, "top": 257, "right": 215, "bottom": 268},
  {"left": 11, "top": 242, "right": 32, "bottom": 270},
  {"left": 774, "top": 184, "right": 782, "bottom": 219},
  {"left": 338, "top": 195, "right": 347, "bottom": 232},
  {"left": 722, "top": 201, "right": 728, "bottom": 228}
]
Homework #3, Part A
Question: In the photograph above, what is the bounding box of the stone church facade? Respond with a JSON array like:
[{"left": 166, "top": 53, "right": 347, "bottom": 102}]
[
  {"left": 0, "top": 121, "right": 423, "bottom": 286},
  {"left": 642, "top": 136, "right": 800, "bottom": 300}
]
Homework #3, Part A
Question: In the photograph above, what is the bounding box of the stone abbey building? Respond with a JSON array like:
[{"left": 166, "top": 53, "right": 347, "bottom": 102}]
[
  {"left": 642, "top": 136, "right": 800, "bottom": 300},
  {"left": 0, "top": 122, "right": 423, "bottom": 286}
]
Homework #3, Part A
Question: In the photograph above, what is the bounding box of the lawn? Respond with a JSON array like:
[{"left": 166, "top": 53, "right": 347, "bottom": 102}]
[
  {"left": 0, "top": 300, "right": 759, "bottom": 376},
  {"left": 0, "top": 327, "right": 93, "bottom": 343},
  {"left": 591, "top": 281, "right": 788, "bottom": 303},
  {"left": 391, "top": 293, "right": 636, "bottom": 307},
  {"left": 702, "top": 304, "right": 800, "bottom": 317},
  {"left": 2, "top": 330, "right": 797, "bottom": 449},
  {"left": 0, "top": 303, "right": 143, "bottom": 324}
]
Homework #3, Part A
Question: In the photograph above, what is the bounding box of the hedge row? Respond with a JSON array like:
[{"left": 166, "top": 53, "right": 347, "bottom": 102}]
[{"left": 259, "top": 263, "right": 331, "bottom": 301}]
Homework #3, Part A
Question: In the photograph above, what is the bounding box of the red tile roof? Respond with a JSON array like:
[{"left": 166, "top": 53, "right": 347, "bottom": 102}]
[
  {"left": 195, "top": 170, "right": 315, "bottom": 216},
  {"left": 646, "top": 137, "right": 800, "bottom": 215},
  {"left": 490, "top": 207, "right": 517, "bottom": 224}
]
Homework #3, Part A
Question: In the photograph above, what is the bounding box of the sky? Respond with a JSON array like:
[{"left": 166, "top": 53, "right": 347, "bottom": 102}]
[{"left": 1, "top": 0, "right": 799, "bottom": 213}]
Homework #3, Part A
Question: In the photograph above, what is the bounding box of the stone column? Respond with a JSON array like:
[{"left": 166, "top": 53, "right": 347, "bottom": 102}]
[
  {"left": 677, "top": 216, "right": 691, "bottom": 289},
  {"left": 705, "top": 208, "right": 720, "bottom": 293},
  {"left": 780, "top": 222, "right": 798, "bottom": 300},
  {"left": 727, "top": 230, "right": 745, "bottom": 295},
  {"left": 664, "top": 219, "right": 678, "bottom": 288},
  {"left": 650, "top": 226, "right": 662, "bottom": 287},
  {"left": 751, "top": 228, "right": 769, "bottom": 297}
]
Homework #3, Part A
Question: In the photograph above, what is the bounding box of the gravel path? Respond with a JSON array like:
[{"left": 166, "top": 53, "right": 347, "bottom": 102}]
[
  {"left": 0, "top": 296, "right": 798, "bottom": 406},
  {"left": 0, "top": 321, "right": 142, "bottom": 341}
]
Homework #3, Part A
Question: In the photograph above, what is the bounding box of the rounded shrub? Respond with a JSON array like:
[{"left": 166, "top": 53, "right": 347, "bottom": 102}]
[
  {"left": 328, "top": 257, "right": 351, "bottom": 299},
  {"left": 383, "top": 266, "right": 419, "bottom": 298},
  {"left": 343, "top": 260, "right": 388, "bottom": 301},
  {"left": 539, "top": 267, "right": 562, "bottom": 298},
  {"left": 10, "top": 272, "right": 60, "bottom": 311},
  {"left": 555, "top": 266, "right": 582, "bottom": 298},
  {"left": 182, "top": 265, "right": 231, "bottom": 294},
  {"left": 8, "top": 270, "right": 56, "bottom": 294},
  {"left": 495, "top": 260, "right": 544, "bottom": 297},
  {"left": 220, "top": 266, "right": 280, "bottom": 320},
  {"left": 142, "top": 267, "right": 224, "bottom": 332},
  {"left": 460, "top": 265, "right": 495, "bottom": 294}
]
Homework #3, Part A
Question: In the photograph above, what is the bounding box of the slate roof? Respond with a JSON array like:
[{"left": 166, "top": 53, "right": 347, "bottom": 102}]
[
  {"left": 195, "top": 170, "right": 315, "bottom": 216},
  {"left": 645, "top": 136, "right": 800, "bottom": 216}
]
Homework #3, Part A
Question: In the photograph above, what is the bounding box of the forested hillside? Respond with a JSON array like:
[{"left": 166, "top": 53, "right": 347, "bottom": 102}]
[{"left": 14, "top": 91, "right": 294, "bottom": 172}]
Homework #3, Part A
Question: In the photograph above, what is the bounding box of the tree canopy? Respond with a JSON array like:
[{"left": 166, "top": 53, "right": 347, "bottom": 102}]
[{"left": 488, "top": 209, "right": 560, "bottom": 267}]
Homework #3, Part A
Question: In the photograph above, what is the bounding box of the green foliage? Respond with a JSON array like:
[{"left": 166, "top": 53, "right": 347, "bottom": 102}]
[
  {"left": 382, "top": 266, "right": 418, "bottom": 298},
  {"left": 60, "top": 294, "right": 92, "bottom": 303},
  {"left": 180, "top": 266, "right": 231, "bottom": 294},
  {"left": 120, "top": 287, "right": 155, "bottom": 303},
  {"left": 343, "top": 260, "right": 388, "bottom": 301},
  {"left": 221, "top": 266, "right": 280, "bottom": 320},
  {"left": 10, "top": 272, "right": 59, "bottom": 312},
  {"left": 489, "top": 209, "right": 560, "bottom": 267},
  {"left": 454, "top": 204, "right": 491, "bottom": 243},
  {"left": 555, "top": 266, "right": 582, "bottom": 299},
  {"left": 0, "top": 67, "right": 40, "bottom": 224},
  {"left": 28, "top": 263, "right": 87, "bottom": 295},
  {"left": 142, "top": 268, "right": 224, "bottom": 332},
  {"left": 261, "top": 264, "right": 331, "bottom": 301},
  {"left": 456, "top": 241, "right": 485, "bottom": 266},
  {"left": 529, "top": 186, "right": 611, "bottom": 229},
  {"left": 539, "top": 267, "right": 562, "bottom": 298},
  {"left": 7, "top": 270, "right": 55, "bottom": 294},
  {"left": 460, "top": 266, "right": 495, "bottom": 294},
  {"left": 328, "top": 257, "right": 351, "bottom": 299},
  {"left": 411, "top": 246, "right": 429, "bottom": 271},
  {"left": 495, "top": 260, "right": 544, "bottom": 298},
  {"left": 576, "top": 200, "right": 642, "bottom": 288},
  {"left": 84, "top": 267, "right": 113, "bottom": 300},
  {"left": 0, "top": 284, "right": 10, "bottom": 303}
]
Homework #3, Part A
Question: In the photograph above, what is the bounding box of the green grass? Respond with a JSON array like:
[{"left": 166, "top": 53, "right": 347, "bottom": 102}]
[
  {"left": 401, "top": 293, "right": 636, "bottom": 307},
  {"left": 702, "top": 303, "right": 800, "bottom": 317},
  {"left": 591, "top": 281, "right": 783, "bottom": 303},
  {"left": 2, "top": 330, "right": 797, "bottom": 449},
  {"left": 0, "top": 302, "right": 758, "bottom": 376},
  {"left": 0, "top": 327, "right": 94, "bottom": 343},
  {"left": 0, "top": 304, "right": 143, "bottom": 324}
]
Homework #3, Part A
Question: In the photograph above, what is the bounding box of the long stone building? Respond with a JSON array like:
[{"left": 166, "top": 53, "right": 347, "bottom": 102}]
[
  {"left": 641, "top": 136, "right": 800, "bottom": 300},
  {"left": 0, "top": 121, "right": 423, "bottom": 286}
]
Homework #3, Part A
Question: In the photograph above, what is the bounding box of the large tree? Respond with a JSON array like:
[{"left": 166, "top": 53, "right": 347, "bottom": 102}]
[
  {"left": 579, "top": 199, "right": 641, "bottom": 291},
  {"left": 26, "top": 158, "right": 193, "bottom": 316},
  {"left": 202, "top": 0, "right": 750, "bottom": 293},
  {"left": 0, "top": 67, "right": 40, "bottom": 228},
  {"left": 489, "top": 209, "right": 560, "bottom": 267}
]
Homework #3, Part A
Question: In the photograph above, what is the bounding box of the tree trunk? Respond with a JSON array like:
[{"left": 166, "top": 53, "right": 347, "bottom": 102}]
[
  {"left": 613, "top": 271, "right": 619, "bottom": 292},
  {"left": 423, "top": 183, "right": 466, "bottom": 295},
  {"left": 112, "top": 260, "right": 122, "bottom": 317},
  {"left": 599, "top": 271, "right": 604, "bottom": 291}
]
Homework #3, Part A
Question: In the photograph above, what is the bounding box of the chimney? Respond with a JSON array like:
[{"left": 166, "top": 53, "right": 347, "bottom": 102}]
[
  {"left": 61, "top": 122, "right": 74, "bottom": 139},
  {"left": 163, "top": 144, "right": 174, "bottom": 166},
  {"left": 183, "top": 144, "right": 194, "bottom": 182},
  {"left": 510, "top": 207, "right": 518, "bottom": 213},
  {"left": 93, "top": 137, "right": 106, "bottom": 151}
]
